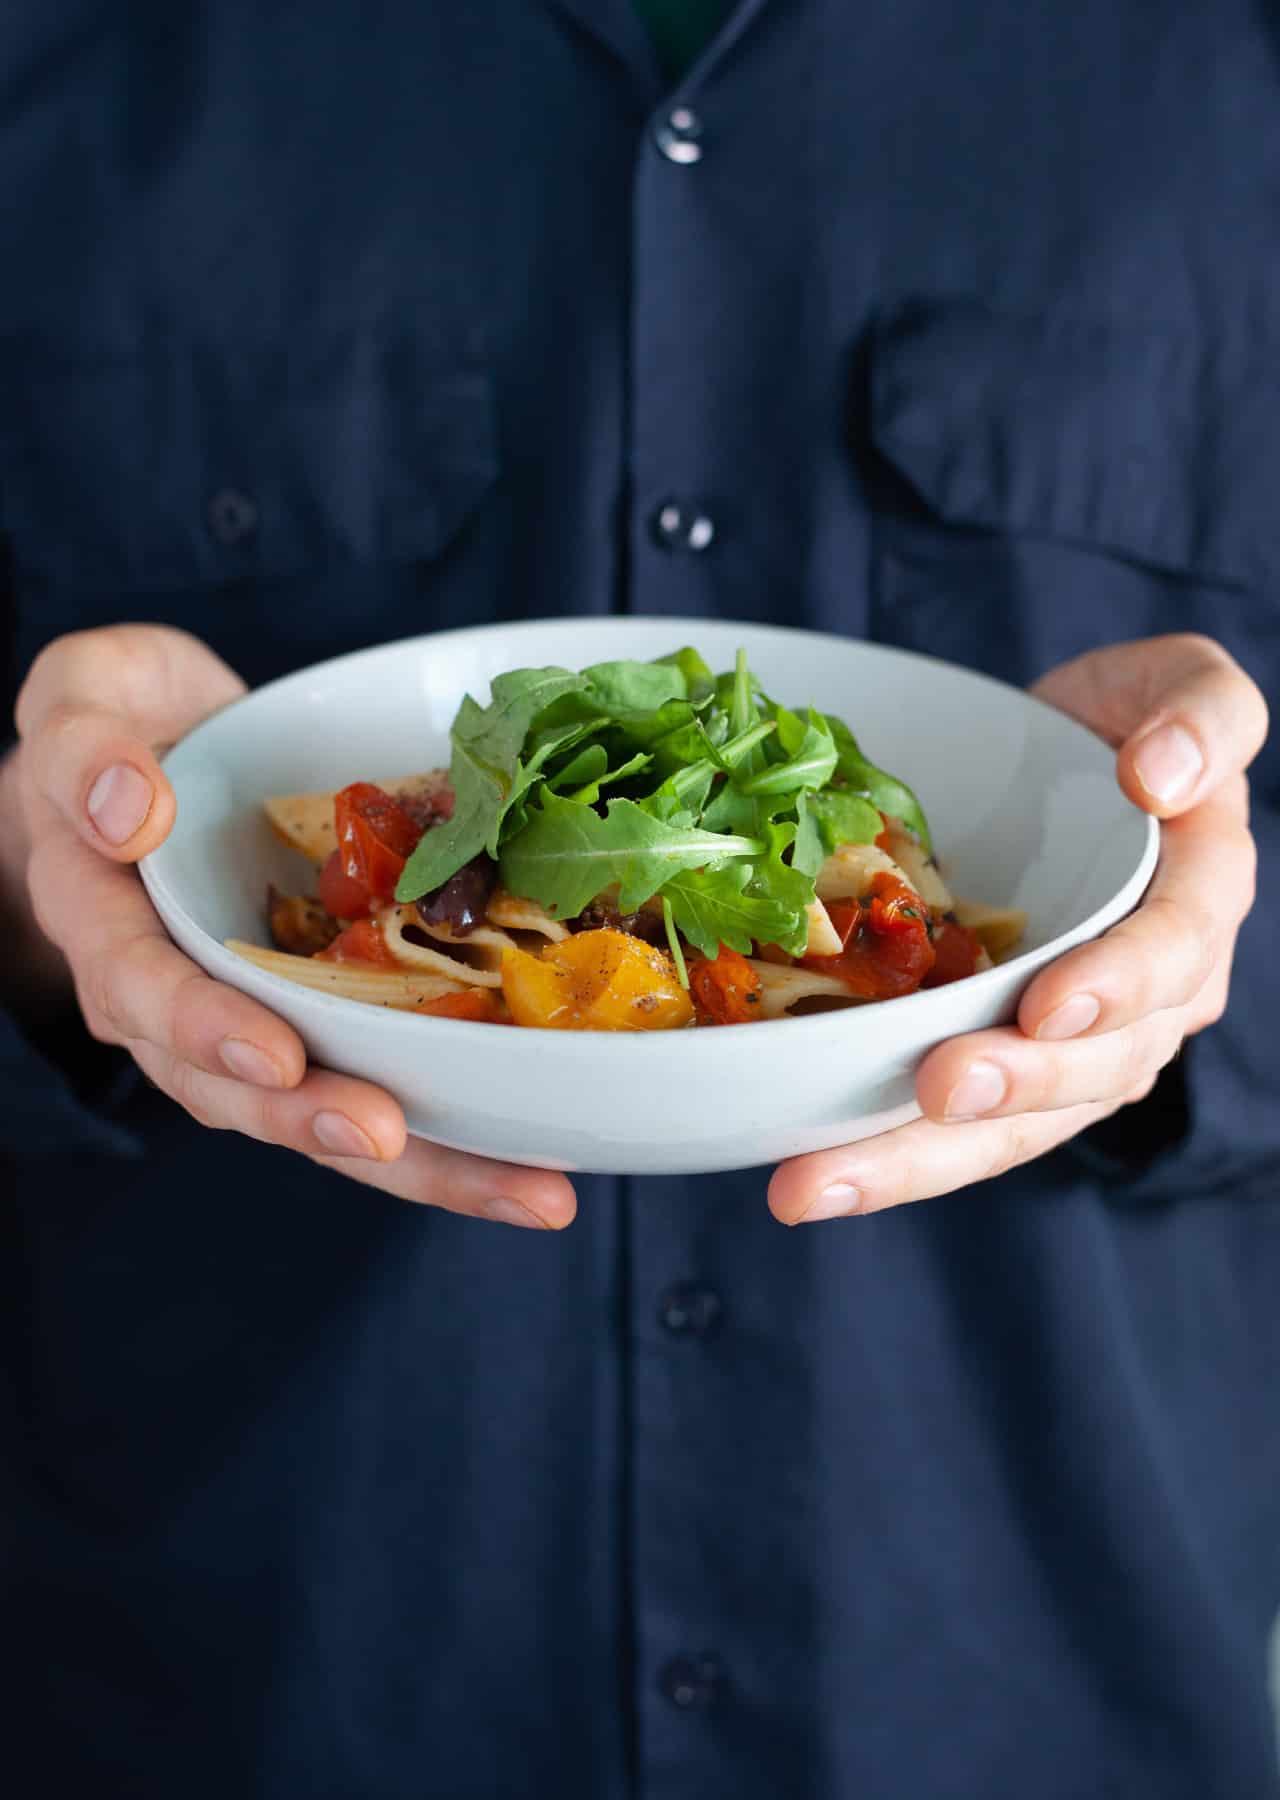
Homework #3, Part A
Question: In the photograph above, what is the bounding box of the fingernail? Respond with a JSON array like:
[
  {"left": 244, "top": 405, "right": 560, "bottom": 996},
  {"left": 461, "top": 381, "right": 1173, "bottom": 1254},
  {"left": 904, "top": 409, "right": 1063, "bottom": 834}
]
[
  {"left": 312, "top": 1110, "right": 380, "bottom": 1160},
  {"left": 800, "top": 1181, "right": 864, "bottom": 1223},
  {"left": 1132, "top": 724, "right": 1203, "bottom": 807},
  {"left": 482, "top": 1196, "right": 548, "bottom": 1229},
  {"left": 87, "top": 764, "right": 154, "bottom": 845},
  {"left": 219, "top": 1037, "right": 286, "bottom": 1087},
  {"left": 1035, "top": 993, "right": 1101, "bottom": 1041},
  {"left": 944, "top": 1059, "right": 1007, "bottom": 1120}
]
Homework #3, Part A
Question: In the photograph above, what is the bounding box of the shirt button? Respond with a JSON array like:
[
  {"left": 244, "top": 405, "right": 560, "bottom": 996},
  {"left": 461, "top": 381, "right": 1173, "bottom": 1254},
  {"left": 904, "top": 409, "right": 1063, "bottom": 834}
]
[
  {"left": 659, "top": 1653, "right": 726, "bottom": 1711},
  {"left": 654, "top": 105, "right": 704, "bottom": 164},
  {"left": 207, "top": 487, "right": 259, "bottom": 546},
  {"left": 658, "top": 1282, "right": 723, "bottom": 1338},
  {"left": 651, "top": 500, "right": 715, "bottom": 554}
]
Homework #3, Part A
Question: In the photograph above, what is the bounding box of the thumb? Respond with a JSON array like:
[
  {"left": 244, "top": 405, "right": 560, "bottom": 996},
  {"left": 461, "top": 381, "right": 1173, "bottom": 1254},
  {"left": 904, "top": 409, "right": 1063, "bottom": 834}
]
[
  {"left": 1032, "top": 633, "right": 1269, "bottom": 819},
  {"left": 15, "top": 625, "right": 246, "bottom": 862}
]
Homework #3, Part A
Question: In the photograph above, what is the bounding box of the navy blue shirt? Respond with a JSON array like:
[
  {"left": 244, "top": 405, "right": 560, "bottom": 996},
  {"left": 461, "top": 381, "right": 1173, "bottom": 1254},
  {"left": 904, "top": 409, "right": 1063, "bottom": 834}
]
[{"left": 2, "top": 5, "right": 1279, "bottom": 1796}]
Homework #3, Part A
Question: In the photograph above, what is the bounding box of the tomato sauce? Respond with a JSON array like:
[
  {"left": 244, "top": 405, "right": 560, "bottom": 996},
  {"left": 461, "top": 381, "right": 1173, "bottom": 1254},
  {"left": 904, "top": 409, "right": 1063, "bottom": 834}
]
[{"left": 803, "top": 872, "right": 936, "bottom": 999}]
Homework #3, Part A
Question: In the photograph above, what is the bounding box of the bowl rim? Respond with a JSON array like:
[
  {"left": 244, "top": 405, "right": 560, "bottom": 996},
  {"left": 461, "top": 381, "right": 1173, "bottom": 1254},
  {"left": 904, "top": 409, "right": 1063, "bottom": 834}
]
[{"left": 140, "top": 616, "right": 1161, "bottom": 1051}]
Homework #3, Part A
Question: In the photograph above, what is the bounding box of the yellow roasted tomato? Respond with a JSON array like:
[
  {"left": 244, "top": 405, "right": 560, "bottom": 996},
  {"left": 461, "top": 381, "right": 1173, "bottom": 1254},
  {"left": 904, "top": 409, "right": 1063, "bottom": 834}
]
[{"left": 501, "top": 928, "right": 694, "bottom": 1031}]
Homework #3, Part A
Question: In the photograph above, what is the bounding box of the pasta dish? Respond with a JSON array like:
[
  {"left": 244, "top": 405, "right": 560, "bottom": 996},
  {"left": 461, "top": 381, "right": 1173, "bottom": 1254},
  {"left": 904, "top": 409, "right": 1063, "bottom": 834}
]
[{"left": 228, "top": 647, "right": 1024, "bottom": 1028}]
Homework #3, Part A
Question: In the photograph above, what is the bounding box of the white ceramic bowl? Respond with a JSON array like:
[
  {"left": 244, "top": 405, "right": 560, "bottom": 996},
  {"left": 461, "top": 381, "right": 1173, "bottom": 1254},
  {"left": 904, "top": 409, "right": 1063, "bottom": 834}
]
[{"left": 140, "top": 618, "right": 1158, "bottom": 1174}]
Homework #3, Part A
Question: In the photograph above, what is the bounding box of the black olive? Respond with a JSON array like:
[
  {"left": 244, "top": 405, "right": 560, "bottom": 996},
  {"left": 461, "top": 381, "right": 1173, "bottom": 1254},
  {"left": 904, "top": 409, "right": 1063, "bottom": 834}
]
[{"left": 415, "top": 854, "right": 497, "bottom": 937}]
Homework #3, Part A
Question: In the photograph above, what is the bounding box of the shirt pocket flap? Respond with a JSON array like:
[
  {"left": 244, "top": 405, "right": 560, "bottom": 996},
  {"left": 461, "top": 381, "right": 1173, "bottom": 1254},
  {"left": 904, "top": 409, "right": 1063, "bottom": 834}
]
[
  {"left": 1, "top": 331, "right": 499, "bottom": 593},
  {"left": 869, "top": 301, "right": 1271, "bottom": 588}
]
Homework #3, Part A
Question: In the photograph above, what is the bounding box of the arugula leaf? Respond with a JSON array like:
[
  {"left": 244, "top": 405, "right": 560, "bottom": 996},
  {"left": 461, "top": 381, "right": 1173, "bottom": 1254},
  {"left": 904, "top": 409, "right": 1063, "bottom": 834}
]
[
  {"left": 396, "top": 667, "right": 587, "bottom": 901},
  {"left": 496, "top": 719, "right": 604, "bottom": 850},
  {"left": 653, "top": 646, "right": 715, "bottom": 705},
  {"left": 825, "top": 715, "right": 932, "bottom": 851},
  {"left": 728, "top": 648, "right": 755, "bottom": 739},
  {"left": 545, "top": 742, "right": 608, "bottom": 792},
  {"left": 714, "top": 656, "right": 763, "bottom": 722},
  {"left": 699, "top": 778, "right": 767, "bottom": 837},
  {"left": 582, "top": 660, "right": 688, "bottom": 715},
  {"left": 564, "top": 750, "right": 653, "bottom": 805},
  {"left": 718, "top": 719, "right": 777, "bottom": 769},
  {"left": 610, "top": 698, "right": 699, "bottom": 749},
  {"left": 455, "top": 667, "right": 588, "bottom": 779},
  {"left": 499, "top": 791, "right": 762, "bottom": 919},
  {"left": 643, "top": 759, "right": 719, "bottom": 823},
  {"left": 394, "top": 744, "right": 495, "bottom": 903},
  {"left": 808, "top": 787, "right": 883, "bottom": 853},
  {"left": 753, "top": 820, "right": 816, "bottom": 927},
  {"left": 791, "top": 790, "right": 825, "bottom": 877},
  {"left": 739, "top": 708, "right": 836, "bottom": 796},
  {"left": 664, "top": 861, "right": 805, "bottom": 959},
  {"left": 648, "top": 716, "right": 726, "bottom": 777}
]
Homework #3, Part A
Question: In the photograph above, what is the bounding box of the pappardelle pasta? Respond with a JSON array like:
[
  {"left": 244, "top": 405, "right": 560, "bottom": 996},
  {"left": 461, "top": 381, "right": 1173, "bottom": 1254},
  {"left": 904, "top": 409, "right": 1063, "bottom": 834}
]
[{"left": 228, "top": 647, "right": 1025, "bottom": 1029}]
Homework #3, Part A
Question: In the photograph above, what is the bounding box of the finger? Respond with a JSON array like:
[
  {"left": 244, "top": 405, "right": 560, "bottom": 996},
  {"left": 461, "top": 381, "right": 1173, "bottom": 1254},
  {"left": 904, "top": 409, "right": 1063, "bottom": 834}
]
[
  {"left": 16, "top": 624, "right": 244, "bottom": 745},
  {"left": 134, "top": 1043, "right": 575, "bottom": 1228},
  {"left": 29, "top": 829, "right": 307, "bottom": 1087},
  {"left": 1033, "top": 633, "right": 1268, "bottom": 816},
  {"left": 24, "top": 701, "right": 178, "bottom": 859},
  {"left": 913, "top": 1016, "right": 1185, "bottom": 1124},
  {"left": 769, "top": 1098, "right": 1123, "bottom": 1223},
  {"left": 312, "top": 1135, "right": 578, "bottom": 1229},
  {"left": 1017, "top": 791, "right": 1255, "bottom": 1041},
  {"left": 17, "top": 626, "right": 246, "bottom": 860},
  {"left": 132, "top": 1039, "right": 409, "bottom": 1165}
]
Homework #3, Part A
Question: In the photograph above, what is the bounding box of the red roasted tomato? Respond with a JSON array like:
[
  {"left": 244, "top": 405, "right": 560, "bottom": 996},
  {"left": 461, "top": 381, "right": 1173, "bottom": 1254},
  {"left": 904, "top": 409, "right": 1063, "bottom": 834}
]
[{"left": 316, "top": 782, "right": 421, "bottom": 919}]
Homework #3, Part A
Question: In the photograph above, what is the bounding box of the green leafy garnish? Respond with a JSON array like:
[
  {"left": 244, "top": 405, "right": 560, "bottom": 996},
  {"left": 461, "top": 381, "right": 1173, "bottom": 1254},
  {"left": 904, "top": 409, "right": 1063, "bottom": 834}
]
[
  {"left": 397, "top": 648, "right": 933, "bottom": 969},
  {"left": 663, "top": 861, "right": 804, "bottom": 959},
  {"left": 498, "top": 791, "right": 761, "bottom": 919},
  {"left": 824, "top": 715, "right": 931, "bottom": 852},
  {"left": 661, "top": 895, "right": 689, "bottom": 988}
]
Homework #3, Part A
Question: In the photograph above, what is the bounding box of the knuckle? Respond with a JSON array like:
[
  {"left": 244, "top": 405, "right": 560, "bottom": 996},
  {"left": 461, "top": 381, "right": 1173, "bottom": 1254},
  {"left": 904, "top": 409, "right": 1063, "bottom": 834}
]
[
  {"left": 1169, "top": 630, "right": 1231, "bottom": 674},
  {"left": 1231, "top": 831, "right": 1259, "bottom": 923},
  {"left": 14, "top": 637, "right": 71, "bottom": 737},
  {"left": 1144, "top": 894, "right": 1217, "bottom": 1001},
  {"left": 869, "top": 1139, "right": 917, "bottom": 1212},
  {"left": 1195, "top": 993, "right": 1228, "bottom": 1030},
  {"left": 85, "top": 932, "right": 158, "bottom": 1041},
  {"left": 1189, "top": 972, "right": 1231, "bottom": 1032},
  {"left": 18, "top": 636, "right": 94, "bottom": 732},
  {"left": 1116, "top": 1025, "right": 1156, "bottom": 1097},
  {"left": 81, "top": 954, "right": 127, "bottom": 1041},
  {"left": 165, "top": 1057, "right": 222, "bottom": 1131},
  {"left": 162, "top": 966, "right": 214, "bottom": 1059},
  {"left": 77, "top": 981, "right": 125, "bottom": 1047},
  {"left": 24, "top": 841, "right": 60, "bottom": 943},
  {"left": 985, "top": 1116, "right": 1036, "bottom": 1183},
  {"left": 240, "top": 1083, "right": 285, "bottom": 1148}
]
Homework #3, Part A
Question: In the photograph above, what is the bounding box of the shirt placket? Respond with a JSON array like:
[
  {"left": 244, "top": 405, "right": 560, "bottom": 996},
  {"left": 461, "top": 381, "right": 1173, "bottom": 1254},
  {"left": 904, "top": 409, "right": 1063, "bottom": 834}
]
[{"left": 621, "top": 8, "right": 824, "bottom": 1796}]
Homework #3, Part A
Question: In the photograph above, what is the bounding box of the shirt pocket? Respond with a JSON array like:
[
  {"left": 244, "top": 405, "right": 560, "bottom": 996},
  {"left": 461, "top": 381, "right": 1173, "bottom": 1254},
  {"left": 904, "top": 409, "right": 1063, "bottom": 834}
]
[
  {"left": 864, "top": 298, "right": 1278, "bottom": 692},
  {"left": 0, "top": 325, "right": 499, "bottom": 645}
]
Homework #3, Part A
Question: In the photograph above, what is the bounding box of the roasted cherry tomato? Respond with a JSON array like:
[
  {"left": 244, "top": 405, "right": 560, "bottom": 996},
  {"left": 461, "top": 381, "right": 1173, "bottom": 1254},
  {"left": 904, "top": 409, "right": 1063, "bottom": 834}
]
[
  {"left": 804, "top": 873, "right": 935, "bottom": 999},
  {"left": 315, "top": 917, "right": 401, "bottom": 967},
  {"left": 824, "top": 899, "right": 861, "bottom": 950},
  {"left": 689, "top": 945, "right": 764, "bottom": 1025},
  {"left": 922, "top": 918, "right": 982, "bottom": 988},
  {"left": 316, "top": 782, "right": 422, "bottom": 918},
  {"left": 418, "top": 988, "right": 504, "bottom": 1022}
]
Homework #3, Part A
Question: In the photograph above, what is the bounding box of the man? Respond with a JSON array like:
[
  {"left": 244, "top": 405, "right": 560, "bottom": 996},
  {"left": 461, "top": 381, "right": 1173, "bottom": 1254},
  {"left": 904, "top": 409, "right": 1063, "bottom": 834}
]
[{"left": 0, "top": 3, "right": 1275, "bottom": 1796}]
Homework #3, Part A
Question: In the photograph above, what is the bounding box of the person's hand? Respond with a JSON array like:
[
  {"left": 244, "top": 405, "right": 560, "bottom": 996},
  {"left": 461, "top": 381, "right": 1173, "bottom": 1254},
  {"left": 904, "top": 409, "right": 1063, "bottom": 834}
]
[
  {"left": 769, "top": 634, "right": 1268, "bottom": 1223},
  {"left": 8, "top": 625, "right": 575, "bottom": 1228}
]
